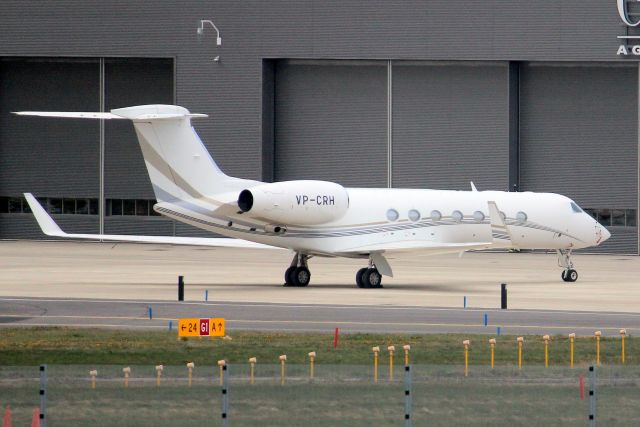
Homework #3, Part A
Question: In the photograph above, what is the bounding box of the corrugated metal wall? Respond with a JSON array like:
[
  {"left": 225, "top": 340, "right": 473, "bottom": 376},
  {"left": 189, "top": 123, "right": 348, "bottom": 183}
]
[
  {"left": 274, "top": 61, "right": 387, "bottom": 187},
  {"left": 520, "top": 64, "right": 638, "bottom": 254},
  {"left": 0, "top": 1, "right": 638, "bottom": 253},
  {"left": 392, "top": 62, "right": 509, "bottom": 191}
]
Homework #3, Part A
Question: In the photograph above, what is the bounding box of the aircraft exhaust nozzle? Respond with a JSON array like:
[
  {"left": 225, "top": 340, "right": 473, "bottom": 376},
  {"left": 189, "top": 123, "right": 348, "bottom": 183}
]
[{"left": 238, "top": 189, "right": 254, "bottom": 212}]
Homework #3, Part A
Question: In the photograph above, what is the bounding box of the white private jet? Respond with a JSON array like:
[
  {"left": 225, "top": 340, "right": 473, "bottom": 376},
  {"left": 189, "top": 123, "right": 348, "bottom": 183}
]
[{"left": 16, "top": 105, "right": 610, "bottom": 288}]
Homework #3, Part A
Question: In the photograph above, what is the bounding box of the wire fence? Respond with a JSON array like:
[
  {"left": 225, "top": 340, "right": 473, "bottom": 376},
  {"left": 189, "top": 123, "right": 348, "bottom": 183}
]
[{"left": 1, "top": 364, "right": 639, "bottom": 426}]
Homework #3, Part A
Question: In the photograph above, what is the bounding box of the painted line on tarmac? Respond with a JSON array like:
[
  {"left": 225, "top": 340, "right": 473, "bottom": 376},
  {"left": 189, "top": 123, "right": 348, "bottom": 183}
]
[
  {"left": 1, "top": 297, "right": 639, "bottom": 317},
  {"left": 0, "top": 314, "right": 634, "bottom": 332},
  {"left": 226, "top": 319, "right": 633, "bottom": 331},
  {"left": 0, "top": 323, "right": 170, "bottom": 329},
  {"left": 0, "top": 314, "right": 174, "bottom": 321}
]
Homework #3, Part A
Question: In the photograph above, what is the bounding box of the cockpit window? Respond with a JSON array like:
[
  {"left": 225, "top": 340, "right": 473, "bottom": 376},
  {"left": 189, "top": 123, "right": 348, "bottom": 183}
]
[{"left": 570, "top": 202, "right": 583, "bottom": 213}]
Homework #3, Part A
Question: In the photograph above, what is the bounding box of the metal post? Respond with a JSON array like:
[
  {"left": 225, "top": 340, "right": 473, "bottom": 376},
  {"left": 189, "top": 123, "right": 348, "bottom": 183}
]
[
  {"left": 569, "top": 333, "right": 575, "bottom": 368},
  {"left": 178, "top": 276, "right": 184, "bottom": 301},
  {"left": 221, "top": 364, "right": 229, "bottom": 427},
  {"left": 588, "top": 365, "right": 596, "bottom": 426},
  {"left": 99, "top": 58, "right": 105, "bottom": 238},
  {"left": 404, "top": 365, "right": 412, "bottom": 427},
  {"left": 373, "top": 347, "right": 379, "bottom": 383},
  {"left": 387, "top": 59, "right": 393, "bottom": 189},
  {"left": 501, "top": 283, "right": 507, "bottom": 309},
  {"left": 39, "top": 364, "right": 47, "bottom": 427}
]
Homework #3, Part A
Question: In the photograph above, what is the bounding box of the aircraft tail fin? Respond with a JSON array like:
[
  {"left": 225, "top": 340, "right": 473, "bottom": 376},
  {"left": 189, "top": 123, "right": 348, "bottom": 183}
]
[{"left": 15, "top": 105, "right": 260, "bottom": 204}]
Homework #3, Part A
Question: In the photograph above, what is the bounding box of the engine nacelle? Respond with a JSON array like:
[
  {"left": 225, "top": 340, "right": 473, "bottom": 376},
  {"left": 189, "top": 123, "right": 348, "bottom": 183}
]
[{"left": 237, "top": 180, "right": 349, "bottom": 226}]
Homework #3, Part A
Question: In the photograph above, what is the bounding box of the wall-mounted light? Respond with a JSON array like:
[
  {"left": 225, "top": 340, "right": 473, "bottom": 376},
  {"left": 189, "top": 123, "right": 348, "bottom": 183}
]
[{"left": 197, "top": 19, "right": 222, "bottom": 46}]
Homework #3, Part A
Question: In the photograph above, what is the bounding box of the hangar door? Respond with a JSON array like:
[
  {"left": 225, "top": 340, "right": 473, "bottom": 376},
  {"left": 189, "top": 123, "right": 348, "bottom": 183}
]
[
  {"left": 392, "top": 62, "right": 509, "bottom": 190},
  {"left": 0, "top": 58, "right": 100, "bottom": 238},
  {"left": 0, "top": 57, "right": 176, "bottom": 239},
  {"left": 274, "top": 60, "right": 388, "bottom": 188},
  {"left": 104, "top": 58, "right": 174, "bottom": 236},
  {"left": 520, "top": 64, "right": 638, "bottom": 254}
]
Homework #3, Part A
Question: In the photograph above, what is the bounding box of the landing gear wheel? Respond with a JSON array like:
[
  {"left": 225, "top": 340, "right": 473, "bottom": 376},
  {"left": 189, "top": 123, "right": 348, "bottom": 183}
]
[
  {"left": 284, "top": 266, "right": 296, "bottom": 287},
  {"left": 366, "top": 269, "right": 382, "bottom": 288},
  {"left": 356, "top": 268, "right": 368, "bottom": 288},
  {"left": 562, "top": 269, "right": 578, "bottom": 283},
  {"left": 359, "top": 268, "right": 382, "bottom": 288},
  {"left": 291, "top": 266, "right": 311, "bottom": 287}
]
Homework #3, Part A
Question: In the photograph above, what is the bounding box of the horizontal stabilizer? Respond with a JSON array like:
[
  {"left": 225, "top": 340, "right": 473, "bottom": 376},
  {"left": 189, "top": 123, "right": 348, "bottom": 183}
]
[
  {"left": 13, "top": 111, "right": 124, "bottom": 119},
  {"left": 13, "top": 105, "right": 208, "bottom": 121},
  {"left": 24, "top": 193, "right": 278, "bottom": 249}
]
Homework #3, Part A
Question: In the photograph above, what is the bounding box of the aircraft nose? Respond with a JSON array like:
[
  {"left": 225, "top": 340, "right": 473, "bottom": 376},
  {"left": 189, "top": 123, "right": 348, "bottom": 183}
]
[{"left": 596, "top": 225, "right": 610, "bottom": 245}]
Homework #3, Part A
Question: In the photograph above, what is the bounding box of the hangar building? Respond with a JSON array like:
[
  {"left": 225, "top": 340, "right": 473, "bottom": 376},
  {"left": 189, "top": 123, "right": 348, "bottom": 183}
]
[{"left": 1, "top": 1, "right": 638, "bottom": 254}]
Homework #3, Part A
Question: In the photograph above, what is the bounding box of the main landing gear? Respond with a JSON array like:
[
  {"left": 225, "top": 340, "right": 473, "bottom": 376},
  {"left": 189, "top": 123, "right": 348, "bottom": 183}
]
[
  {"left": 356, "top": 259, "right": 383, "bottom": 289},
  {"left": 557, "top": 249, "right": 578, "bottom": 283},
  {"left": 284, "top": 253, "right": 311, "bottom": 287}
]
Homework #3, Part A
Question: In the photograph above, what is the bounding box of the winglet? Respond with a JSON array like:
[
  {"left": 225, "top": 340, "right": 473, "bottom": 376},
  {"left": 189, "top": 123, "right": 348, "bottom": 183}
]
[
  {"left": 23, "top": 193, "right": 65, "bottom": 237},
  {"left": 470, "top": 182, "right": 478, "bottom": 192},
  {"left": 487, "top": 201, "right": 512, "bottom": 245}
]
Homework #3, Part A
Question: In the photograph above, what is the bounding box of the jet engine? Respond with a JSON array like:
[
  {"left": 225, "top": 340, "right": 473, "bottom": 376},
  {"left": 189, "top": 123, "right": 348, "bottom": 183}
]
[{"left": 237, "top": 180, "right": 349, "bottom": 226}]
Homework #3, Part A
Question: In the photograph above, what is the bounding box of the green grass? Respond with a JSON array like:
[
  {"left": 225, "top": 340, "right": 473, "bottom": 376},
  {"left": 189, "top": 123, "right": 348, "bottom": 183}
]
[
  {"left": 0, "top": 327, "right": 635, "bottom": 367},
  {"left": 1, "top": 328, "right": 639, "bottom": 425}
]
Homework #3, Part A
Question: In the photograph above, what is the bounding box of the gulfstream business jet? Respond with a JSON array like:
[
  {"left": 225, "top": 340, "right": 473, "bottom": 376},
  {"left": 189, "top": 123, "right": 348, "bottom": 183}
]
[{"left": 16, "top": 105, "right": 610, "bottom": 288}]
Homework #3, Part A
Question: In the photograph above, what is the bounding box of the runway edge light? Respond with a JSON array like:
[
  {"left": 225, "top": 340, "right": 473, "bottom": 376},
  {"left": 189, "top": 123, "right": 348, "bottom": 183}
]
[
  {"left": 463, "top": 340, "right": 470, "bottom": 377},
  {"left": 372, "top": 346, "right": 380, "bottom": 384}
]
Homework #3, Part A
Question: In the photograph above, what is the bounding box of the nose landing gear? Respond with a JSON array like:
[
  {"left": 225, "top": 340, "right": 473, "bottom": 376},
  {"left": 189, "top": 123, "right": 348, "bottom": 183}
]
[{"left": 557, "top": 249, "right": 578, "bottom": 282}]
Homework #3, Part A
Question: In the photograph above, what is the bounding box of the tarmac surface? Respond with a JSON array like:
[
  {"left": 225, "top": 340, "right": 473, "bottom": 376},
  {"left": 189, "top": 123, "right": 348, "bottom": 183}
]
[
  {"left": 0, "top": 297, "right": 638, "bottom": 336},
  {"left": 1, "top": 241, "right": 639, "bottom": 335}
]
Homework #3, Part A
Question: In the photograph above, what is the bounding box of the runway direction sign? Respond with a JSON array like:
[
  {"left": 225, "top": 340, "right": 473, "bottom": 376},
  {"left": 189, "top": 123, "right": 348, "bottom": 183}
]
[{"left": 179, "top": 318, "right": 225, "bottom": 337}]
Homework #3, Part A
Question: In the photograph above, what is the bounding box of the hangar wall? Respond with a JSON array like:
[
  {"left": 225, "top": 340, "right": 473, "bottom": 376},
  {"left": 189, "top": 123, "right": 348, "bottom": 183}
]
[{"left": 0, "top": 1, "right": 638, "bottom": 253}]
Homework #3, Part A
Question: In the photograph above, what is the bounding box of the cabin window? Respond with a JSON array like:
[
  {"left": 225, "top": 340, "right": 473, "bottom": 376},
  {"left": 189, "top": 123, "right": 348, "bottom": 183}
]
[
  {"left": 431, "top": 210, "right": 442, "bottom": 221},
  {"left": 386, "top": 208, "right": 399, "bottom": 221},
  {"left": 473, "top": 210, "right": 485, "bottom": 222},
  {"left": 452, "top": 210, "right": 463, "bottom": 222},
  {"left": 408, "top": 209, "right": 421, "bottom": 222},
  {"left": 516, "top": 211, "right": 528, "bottom": 222}
]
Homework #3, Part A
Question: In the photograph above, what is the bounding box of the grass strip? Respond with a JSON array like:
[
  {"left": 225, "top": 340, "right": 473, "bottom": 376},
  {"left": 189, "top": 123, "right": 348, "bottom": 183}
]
[{"left": 0, "top": 327, "right": 636, "bottom": 366}]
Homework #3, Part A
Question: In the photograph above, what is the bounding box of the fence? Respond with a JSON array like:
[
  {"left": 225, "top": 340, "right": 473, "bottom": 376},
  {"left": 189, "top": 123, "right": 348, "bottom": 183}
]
[{"left": 1, "top": 364, "right": 640, "bottom": 426}]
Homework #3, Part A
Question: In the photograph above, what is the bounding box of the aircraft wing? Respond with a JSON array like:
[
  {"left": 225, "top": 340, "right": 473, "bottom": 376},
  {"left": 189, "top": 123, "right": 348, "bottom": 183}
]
[{"left": 23, "top": 193, "right": 280, "bottom": 249}]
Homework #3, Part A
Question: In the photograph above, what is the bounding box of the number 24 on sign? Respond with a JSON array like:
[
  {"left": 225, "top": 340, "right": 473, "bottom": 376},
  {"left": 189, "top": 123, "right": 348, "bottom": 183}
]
[{"left": 178, "top": 318, "right": 225, "bottom": 337}]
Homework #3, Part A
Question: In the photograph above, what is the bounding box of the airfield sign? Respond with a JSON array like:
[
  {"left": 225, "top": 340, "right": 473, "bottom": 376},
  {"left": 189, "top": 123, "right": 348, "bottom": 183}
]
[{"left": 178, "top": 318, "right": 225, "bottom": 337}]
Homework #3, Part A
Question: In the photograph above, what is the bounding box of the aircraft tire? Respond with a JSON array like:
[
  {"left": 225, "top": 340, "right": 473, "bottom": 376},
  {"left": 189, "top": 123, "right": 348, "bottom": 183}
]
[
  {"left": 361, "top": 269, "right": 372, "bottom": 288},
  {"left": 356, "top": 268, "right": 368, "bottom": 288},
  {"left": 367, "top": 269, "right": 382, "bottom": 288},
  {"left": 292, "top": 266, "right": 311, "bottom": 287},
  {"left": 561, "top": 269, "right": 578, "bottom": 282},
  {"left": 284, "top": 266, "right": 296, "bottom": 286}
]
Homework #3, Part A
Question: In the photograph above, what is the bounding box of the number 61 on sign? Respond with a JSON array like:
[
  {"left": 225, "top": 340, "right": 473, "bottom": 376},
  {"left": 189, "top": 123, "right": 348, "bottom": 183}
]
[{"left": 178, "top": 318, "right": 225, "bottom": 337}]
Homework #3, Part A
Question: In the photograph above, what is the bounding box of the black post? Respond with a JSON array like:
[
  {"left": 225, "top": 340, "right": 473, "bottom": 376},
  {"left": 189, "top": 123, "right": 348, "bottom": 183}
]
[
  {"left": 501, "top": 283, "right": 507, "bottom": 309},
  {"left": 39, "top": 364, "right": 47, "bottom": 427},
  {"left": 178, "top": 276, "right": 184, "bottom": 302}
]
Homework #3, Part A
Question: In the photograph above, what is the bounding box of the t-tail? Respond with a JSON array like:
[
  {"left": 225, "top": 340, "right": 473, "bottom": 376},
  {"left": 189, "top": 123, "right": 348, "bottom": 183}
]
[{"left": 15, "top": 104, "right": 260, "bottom": 206}]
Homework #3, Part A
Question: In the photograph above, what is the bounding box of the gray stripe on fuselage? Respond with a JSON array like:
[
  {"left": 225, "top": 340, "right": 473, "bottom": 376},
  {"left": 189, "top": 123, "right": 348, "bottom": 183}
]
[{"left": 156, "top": 206, "right": 584, "bottom": 243}]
